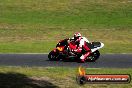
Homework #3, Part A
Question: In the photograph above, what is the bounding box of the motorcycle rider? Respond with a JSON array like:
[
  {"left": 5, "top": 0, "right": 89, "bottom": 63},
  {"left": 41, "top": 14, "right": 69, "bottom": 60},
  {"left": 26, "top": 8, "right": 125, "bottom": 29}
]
[{"left": 68, "top": 32, "right": 91, "bottom": 62}]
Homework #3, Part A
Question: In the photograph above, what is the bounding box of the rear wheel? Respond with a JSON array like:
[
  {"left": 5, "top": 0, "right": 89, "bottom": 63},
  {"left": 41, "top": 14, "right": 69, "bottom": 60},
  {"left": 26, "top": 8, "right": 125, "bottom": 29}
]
[
  {"left": 87, "top": 50, "right": 100, "bottom": 62},
  {"left": 48, "top": 51, "right": 59, "bottom": 61}
]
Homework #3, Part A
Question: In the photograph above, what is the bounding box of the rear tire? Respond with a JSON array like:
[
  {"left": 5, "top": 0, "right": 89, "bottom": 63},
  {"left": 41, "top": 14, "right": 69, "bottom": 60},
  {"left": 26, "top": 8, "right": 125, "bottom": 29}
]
[{"left": 87, "top": 50, "right": 100, "bottom": 62}]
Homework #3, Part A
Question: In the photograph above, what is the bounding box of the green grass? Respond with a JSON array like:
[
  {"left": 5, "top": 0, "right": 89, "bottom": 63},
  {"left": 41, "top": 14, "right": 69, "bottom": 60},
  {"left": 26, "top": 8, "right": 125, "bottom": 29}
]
[
  {"left": 0, "top": 28, "right": 131, "bottom": 53},
  {"left": 0, "top": 0, "right": 132, "bottom": 53},
  {"left": 0, "top": 0, "right": 132, "bottom": 28},
  {"left": 0, "top": 66, "right": 132, "bottom": 88}
]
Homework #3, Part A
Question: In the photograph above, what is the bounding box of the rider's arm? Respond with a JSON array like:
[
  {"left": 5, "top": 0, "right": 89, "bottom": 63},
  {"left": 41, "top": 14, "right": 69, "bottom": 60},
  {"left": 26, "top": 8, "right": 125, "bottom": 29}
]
[{"left": 73, "top": 40, "right": 83, "bottom": 53}]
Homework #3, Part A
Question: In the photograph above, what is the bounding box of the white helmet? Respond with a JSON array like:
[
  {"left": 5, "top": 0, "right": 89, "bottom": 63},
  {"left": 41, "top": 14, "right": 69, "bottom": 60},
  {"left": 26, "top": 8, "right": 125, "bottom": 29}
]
[{"left": 74, "top": 32, "right": 82, "bottom": 42}]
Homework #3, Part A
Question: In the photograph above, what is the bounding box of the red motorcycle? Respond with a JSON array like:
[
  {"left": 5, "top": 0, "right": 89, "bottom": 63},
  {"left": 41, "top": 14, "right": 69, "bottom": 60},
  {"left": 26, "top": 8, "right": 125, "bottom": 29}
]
[{"left": 48, "top": 38, "right": 104, "bottom": 62}]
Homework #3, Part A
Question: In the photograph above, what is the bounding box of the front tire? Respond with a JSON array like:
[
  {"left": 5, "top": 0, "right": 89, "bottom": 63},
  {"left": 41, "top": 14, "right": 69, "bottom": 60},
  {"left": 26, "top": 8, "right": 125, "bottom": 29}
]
[{"left": 48, "top": 51, "right": 59, "bottom": 61}]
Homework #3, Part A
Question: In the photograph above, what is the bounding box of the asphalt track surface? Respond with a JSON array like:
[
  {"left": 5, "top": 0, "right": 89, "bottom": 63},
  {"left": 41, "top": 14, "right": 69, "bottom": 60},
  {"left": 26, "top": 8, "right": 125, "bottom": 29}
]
[{"left": 0, "top": 54, "right": 132, "bottom": 68}]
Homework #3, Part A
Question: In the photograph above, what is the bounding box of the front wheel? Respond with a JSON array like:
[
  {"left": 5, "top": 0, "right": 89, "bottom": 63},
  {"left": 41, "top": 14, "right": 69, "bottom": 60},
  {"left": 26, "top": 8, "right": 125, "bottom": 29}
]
[{"left": 48, "top": 51, "right": 59, "bottom": 61}]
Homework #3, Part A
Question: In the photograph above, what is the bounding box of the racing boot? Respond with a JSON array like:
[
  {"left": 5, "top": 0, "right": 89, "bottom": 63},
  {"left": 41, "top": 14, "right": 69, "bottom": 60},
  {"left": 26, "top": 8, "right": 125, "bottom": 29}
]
[{"left": 80, "top": 52, "right": 91, "bottom": 62}]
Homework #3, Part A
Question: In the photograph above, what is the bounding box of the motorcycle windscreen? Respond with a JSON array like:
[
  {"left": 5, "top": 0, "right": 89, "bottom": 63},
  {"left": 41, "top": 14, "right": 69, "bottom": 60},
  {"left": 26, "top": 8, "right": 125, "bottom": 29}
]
[{"left": 56, "top": 39, "right": 68, "bottom": 47}]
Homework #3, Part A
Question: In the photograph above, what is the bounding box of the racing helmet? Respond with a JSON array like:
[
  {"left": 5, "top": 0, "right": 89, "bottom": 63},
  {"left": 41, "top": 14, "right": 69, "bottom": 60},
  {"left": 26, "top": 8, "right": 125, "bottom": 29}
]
[{"left": 74, "top": 32, "right": 82, "bottom": 42}]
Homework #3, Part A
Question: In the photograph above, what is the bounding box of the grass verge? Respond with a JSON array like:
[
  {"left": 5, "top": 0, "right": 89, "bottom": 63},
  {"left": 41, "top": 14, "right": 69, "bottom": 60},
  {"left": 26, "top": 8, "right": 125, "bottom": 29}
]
[
  {"left": 0, "top": 0, "right": 132, "bottom": 53},
  {"left": 0, "top": 28, "right": 131, "bottom": 53},
  {"left": 0, "top": 66, "right": 132, "bottom": 88}
]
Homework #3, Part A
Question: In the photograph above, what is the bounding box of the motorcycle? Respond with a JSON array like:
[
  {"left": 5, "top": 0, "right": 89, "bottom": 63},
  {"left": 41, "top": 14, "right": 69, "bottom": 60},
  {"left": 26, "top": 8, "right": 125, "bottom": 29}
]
[{"left": 48, "top": 38, "right": 104, "bottom": 62}]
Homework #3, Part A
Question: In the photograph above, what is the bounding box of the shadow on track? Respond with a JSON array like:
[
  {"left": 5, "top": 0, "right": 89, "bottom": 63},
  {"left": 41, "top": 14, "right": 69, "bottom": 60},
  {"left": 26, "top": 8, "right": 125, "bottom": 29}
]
[
  {"left": 0, "top": 72, "right": 59, "bottom": 88},
  {"left": 46, "top": 59, "right": 96, "bottom": 63}
]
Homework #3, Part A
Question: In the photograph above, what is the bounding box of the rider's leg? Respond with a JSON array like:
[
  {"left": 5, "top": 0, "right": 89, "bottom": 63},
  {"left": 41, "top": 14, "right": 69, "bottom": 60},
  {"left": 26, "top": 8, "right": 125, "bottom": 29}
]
[
  {"left": 80, "top": 42, "right": 91, "bottom": 62},
  {"left": 80, "top": 52, "right": 90, "bottom": 62}
]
